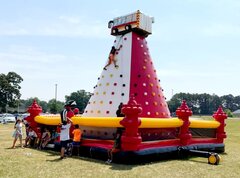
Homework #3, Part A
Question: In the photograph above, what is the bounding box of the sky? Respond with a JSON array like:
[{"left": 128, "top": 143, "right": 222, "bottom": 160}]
[{"left": 0, "top": 0, "right": 239, "bottom": 102}]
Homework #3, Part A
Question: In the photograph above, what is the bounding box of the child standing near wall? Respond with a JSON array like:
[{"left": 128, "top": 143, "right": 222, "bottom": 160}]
[
  {"left": 106, "top": 128, "right": 123, "bottom": 163},
  {"left": 72, "top": 124, "right": 82, "bottom": 144},
  {"left": 68, "top": 124, "right": 82, "bottom": 156}
]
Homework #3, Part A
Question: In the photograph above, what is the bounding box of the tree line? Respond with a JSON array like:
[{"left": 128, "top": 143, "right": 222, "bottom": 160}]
[
  {"left": 2, "top": 90, "right": 91, "bottom": 114},
  {"left": 14, "top": 89, "right": 92, "bottom": 114},
  {"left": 1, "top": 72, "right": 239, "bottom": 116},
  {"left": 0, "top": 72, "right": 91, "bottom": 114},
  {"left": 167, "top": 93, "right": 239, "bottom": 116}
]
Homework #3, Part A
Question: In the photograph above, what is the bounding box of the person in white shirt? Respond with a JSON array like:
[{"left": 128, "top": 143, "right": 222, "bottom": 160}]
[
  {"left": 11, "top": 118, "right": 24, "bottom": 148},
  {"left": 59, "top": 118, "right": 72, "bottom": 159}
]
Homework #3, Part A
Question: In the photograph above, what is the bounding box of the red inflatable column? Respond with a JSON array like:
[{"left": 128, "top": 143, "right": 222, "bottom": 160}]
[
  {"left": 26, "top": 100, "right": 42, "bottom": 136},
  {"left": 120, "top": 96, "right": 142, "bottom": 151},
  {"left": 213, "top": 106, "right": 227, "bottom": 143},
  {"left": 176, "top": 100, "right": 192, "bottom": 146}
]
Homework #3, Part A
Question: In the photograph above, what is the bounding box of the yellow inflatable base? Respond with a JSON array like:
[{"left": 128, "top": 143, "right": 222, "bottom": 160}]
[{"left": 34, "top": 115, "right": 220, "bottom": 129}]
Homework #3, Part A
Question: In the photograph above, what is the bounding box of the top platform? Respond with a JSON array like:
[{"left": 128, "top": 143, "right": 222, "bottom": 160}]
[{"left": 108, "top": 10, "right": 154, "bottom": 37}]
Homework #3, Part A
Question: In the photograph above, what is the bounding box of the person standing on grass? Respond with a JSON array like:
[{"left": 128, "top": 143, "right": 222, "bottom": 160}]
[
  {"left": 106, "top": 128, "right": 123, "bottom": 164},
  {"left": 59, "top": 118, "right": 72, "bottom": 159},
  {"left": 11, "top": 118, "right": 24, "bottom": 148},
  {"left": 59, "top": 100, "right": 76, "bottom": 159},
  {"left": 72, "top": 124, "right": 82, "bottom": 145},
  {"left": 68, "top": 124, "right": 82, "bottom": 156}
]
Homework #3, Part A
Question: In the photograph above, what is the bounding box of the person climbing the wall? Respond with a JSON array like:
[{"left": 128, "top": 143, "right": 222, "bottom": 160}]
[{"left": 103, "top": 46, "right": 121, "bottom": 70}]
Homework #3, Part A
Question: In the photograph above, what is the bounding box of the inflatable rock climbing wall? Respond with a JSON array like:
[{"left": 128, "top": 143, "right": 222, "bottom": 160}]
[{"left": 82, "top": 11, "right": 173, "bottom": 140}]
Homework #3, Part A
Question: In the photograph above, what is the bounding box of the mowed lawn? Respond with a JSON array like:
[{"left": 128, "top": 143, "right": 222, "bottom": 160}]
[{"left": 0, "top": 119, "right": 240, "bottom": 178}]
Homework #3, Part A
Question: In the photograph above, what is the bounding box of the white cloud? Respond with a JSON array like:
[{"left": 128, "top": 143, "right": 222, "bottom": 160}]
[
  {"left": 0, "top": 45, "right": 75, "bottom": 81},
  {"left": 59, "top": 15, "right": 81, "bottom": 24},
  {"left": 0, "top": 45, "right": 66, "bottom": 63},
  {"left": 202, "top": 23, "right": 240, "bottom": 36},
  {"left": 0, "top": 15, "right": 110, "bottom": 38},
  {"left": 158, "top": 65, "right": 233, "bottom": 78},
  {"left": 0, "top": 44, "right": 104, "bottom": 82}
]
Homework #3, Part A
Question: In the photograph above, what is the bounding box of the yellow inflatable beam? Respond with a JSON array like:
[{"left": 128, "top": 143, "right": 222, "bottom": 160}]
[
  {"left": 140, "top": 118, "right": 183, "bottom": 128},
  {"left": 35, "top": 115, "right": 61, "bottom": 126},
  {"left": 189, "top": 119, "right": 220, "bottom": 129},
  {"left": 72, "top": 117, "right": 122, "bottom": 127},
  {"left": 34, "top": 115, "right": 219, "bottom": 129}
]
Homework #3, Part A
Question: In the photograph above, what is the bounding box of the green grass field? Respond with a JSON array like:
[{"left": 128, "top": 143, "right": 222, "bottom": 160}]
[{"left": 0, "top": 119, "right": 240, "bottom": 178}]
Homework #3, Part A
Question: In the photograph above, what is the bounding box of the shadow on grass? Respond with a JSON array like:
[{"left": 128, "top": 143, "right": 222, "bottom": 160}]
[
  {"left": 188, "top": 159, "right": 209, "bottom": 164},
  {"left": 39, "top": 149, "right": 107, "bottom": 164},
  {"left": 18, "top": 146, "right": 226, "bottom": 168},
  {"left": 5, "top": 146, "right": 24, "bottom": 149},
  {"left": 179, "top": 158, "right": 208, "bottom": 165},
  {"left": 108, "top": 163, "right": 136, "bottom": 170},
  {"left": 26, "top": 147, "right": 181, "bottom": 170},
  {"left": 220, "top": 152, "right": 228, "bottom": 155},
  {"left": 46, "top": 157, "right": 64, "bottom": 162},
  {"left": 107, "top": 157, "right": 179, "bottom": 170}
]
